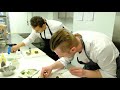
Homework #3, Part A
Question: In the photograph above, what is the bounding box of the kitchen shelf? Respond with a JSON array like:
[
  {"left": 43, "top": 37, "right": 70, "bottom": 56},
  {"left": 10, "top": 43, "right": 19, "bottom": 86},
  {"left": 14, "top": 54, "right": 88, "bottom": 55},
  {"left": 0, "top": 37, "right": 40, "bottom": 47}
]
[
  {"left": 0, "top": 15, "right": 7, "bottom": 18},
  {"left": 0, "top": 12, "right": 10, "bottom": 44},
  {"left": 0, "top": 12, "right": 10, "bottom": 31}
]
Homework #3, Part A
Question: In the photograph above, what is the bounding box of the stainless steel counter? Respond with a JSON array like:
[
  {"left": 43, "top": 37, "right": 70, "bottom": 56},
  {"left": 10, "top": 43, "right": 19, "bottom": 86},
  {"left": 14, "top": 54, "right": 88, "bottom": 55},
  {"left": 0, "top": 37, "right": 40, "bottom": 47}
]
[{"left": 0, "top": 34, "right": 36, "bottom": 53}]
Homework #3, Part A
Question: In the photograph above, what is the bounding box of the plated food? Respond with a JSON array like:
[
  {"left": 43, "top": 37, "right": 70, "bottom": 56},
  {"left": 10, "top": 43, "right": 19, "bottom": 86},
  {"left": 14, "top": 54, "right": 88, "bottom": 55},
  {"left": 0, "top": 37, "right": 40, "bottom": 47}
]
[
  {"left": 19, "top": 69, "right": 39, "bottom": 78},
  {"left": 26, "top": 50, "right": 39, "bottom": 55},
  {"left": 23, "top": 48, "right": 46, "bottom": 58},
  {"left": 34, "top": 51, "right": 38, "bottom": 54}
]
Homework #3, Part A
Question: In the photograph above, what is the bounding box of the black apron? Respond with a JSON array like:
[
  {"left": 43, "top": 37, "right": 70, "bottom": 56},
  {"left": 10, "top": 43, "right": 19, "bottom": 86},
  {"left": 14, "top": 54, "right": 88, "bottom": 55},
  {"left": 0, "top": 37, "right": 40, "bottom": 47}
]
[
  {"left": 77, "top": 39, "right": 100, "bottom": 70},
  {"left": 39, "top": 23, "right": 59, "bottom": 61}
]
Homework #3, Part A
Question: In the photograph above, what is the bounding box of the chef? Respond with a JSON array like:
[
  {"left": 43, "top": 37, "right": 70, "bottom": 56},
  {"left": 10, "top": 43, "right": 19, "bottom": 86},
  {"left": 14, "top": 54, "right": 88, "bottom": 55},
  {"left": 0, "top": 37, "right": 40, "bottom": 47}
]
[
  {"left": 11, "top": 16, "right": 68, "bottom": 61},
  {"left": 41, "top": 29, "right": 120, "bottom": 78}
]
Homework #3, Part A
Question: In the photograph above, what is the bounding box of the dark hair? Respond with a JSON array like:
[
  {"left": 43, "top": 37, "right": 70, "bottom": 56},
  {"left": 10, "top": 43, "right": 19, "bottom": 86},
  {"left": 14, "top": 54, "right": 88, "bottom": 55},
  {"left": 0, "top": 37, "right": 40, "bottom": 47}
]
[{"left": 30, "top": 16, "right": 45, "bottom": 28}]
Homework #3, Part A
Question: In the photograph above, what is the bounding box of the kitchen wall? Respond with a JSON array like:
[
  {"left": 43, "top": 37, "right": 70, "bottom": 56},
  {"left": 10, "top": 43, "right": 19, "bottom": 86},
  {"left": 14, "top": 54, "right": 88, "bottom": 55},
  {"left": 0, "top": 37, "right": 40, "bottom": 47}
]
[
  {"left": 8, "top": 12, "right": 57, "bottom": 33},
  {"left": 8, "top": 12, "right": 73, "bottom": 33},
  {"left": 8, "top": 12, "right": 32, "bottom": 33},
  {"left": 112, "top": 12, "right": 120, "bottom": 52},
  {"left": 57, "top": 12, "right": 73, "bottom": 31},
  {"left": 58, "top": 12, "right": 73, "bottom": 19},
  {"left": 73, "top": 12, "right": 116, "bottom": 39},
  {"left": 112, "top": 12, "right": 120, "bottom": 42}
]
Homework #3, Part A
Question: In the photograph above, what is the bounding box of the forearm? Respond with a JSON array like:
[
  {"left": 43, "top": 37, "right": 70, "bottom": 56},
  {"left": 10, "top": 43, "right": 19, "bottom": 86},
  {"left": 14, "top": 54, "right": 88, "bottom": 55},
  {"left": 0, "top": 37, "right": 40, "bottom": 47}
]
[
  {"left": 51, "top": 61, "right": 65, "bottom": 69},
  {"left": 17, "top": 42, "right": 25, "bottom": 48},
  {"left": 83, "top": 69, "right": 102, "bottom": 78}
]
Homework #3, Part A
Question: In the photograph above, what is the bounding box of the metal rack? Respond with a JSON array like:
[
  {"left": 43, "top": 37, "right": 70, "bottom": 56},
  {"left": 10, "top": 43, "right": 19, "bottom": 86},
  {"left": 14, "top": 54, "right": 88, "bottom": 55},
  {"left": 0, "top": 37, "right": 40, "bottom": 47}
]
[
  {"left": 0, "top": 12, "right": 10, "bottom": 47},
  {"left": 0, "top": 12, "right": 10, "bottom": 32}
]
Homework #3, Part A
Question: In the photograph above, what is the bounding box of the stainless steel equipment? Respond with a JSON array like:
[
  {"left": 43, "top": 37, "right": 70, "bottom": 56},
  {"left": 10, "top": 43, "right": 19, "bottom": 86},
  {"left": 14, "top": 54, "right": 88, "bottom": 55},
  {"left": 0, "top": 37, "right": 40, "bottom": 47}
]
[
  {"left": 0, "top": 28, "right": 8, "bottom": 48},
  {"left": 0, "top": 12, "right": 10, "bottom": 48}
]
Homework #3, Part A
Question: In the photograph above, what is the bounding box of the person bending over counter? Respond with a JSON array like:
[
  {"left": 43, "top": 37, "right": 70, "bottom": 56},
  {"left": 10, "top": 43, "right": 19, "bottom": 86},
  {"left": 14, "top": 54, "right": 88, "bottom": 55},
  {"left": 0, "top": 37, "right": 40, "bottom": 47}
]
[
  {"left": 41, "top": 28, "right": 120, "bottom": 78},
  {"left": 11, "top": 16, "right": 68, "bottom": 61}
]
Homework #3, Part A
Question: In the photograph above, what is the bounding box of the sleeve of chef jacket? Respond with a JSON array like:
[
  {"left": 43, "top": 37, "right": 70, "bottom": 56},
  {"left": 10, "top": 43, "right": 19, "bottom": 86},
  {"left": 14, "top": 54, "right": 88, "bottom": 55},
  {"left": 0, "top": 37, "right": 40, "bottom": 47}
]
[
  {"left": 22, "top": 29, "right": 39, "bottom": 45},
  {"left": 92, "top": 40, "right": 118, "bottom": 78},
  {"left": 57, "top": 57, "right": 74, "bottom": 68}
]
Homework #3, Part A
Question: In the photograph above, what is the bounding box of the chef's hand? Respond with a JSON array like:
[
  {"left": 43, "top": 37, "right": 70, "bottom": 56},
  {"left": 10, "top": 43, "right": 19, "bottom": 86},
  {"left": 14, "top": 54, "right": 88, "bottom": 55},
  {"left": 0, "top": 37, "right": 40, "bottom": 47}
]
[
  {"left": 40, "top": 66, "right": 52, "bottom": 78},
  {"left": 11, "top": 45, "right": 20, "bottom": 53},
  {"left": 69, "top": 67, "right": 85, "bottom": 77}
]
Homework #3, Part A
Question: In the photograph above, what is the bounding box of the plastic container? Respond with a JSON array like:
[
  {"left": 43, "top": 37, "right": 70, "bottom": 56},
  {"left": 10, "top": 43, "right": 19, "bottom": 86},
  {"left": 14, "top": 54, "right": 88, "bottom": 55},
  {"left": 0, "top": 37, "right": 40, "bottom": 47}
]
[
  {"left": 7, "top": 44, "right": 17, "bottom": 54},
  {"left": 7, "top": 45, "right": 12, "bottom": 54},
  {"left": 16, "top": 49, "right": 22, "bottom": 59},
  {"left": 11, "top": 59, "right": 20, "bottom": 69},
  {"left": 6, "top": 53, "right": 16, "bottom": 61}
]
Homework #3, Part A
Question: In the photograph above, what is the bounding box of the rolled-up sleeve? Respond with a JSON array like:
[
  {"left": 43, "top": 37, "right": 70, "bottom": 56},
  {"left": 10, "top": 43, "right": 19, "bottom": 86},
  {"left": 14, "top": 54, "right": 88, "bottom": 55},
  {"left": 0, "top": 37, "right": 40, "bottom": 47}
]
[
  {"left": 22, "top": 30, "right": 38, "bottom": 45},
  {"left": 57, "top": 57, "right": 74, "bottom": 67}
]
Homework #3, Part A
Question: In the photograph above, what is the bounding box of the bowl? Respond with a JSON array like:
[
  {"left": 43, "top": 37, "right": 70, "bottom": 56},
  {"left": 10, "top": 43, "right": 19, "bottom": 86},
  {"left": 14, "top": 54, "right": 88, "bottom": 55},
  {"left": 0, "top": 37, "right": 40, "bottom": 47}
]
[
  {"left": 0, "top": 65, "right": 16, "bottom": 77},
  {"left": 2, "top": 70, "right": 14, "bottom": 76}
]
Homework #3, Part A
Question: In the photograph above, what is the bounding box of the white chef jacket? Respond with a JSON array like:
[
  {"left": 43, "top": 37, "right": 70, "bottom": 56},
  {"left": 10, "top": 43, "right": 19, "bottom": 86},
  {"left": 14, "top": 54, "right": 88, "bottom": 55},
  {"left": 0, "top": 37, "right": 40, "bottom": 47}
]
[
  {"left": 22, "top": 19, "right": 67, "bottom": 45},
  {"left": 58, "top": 30, "right": 119, "bottom": 78}
]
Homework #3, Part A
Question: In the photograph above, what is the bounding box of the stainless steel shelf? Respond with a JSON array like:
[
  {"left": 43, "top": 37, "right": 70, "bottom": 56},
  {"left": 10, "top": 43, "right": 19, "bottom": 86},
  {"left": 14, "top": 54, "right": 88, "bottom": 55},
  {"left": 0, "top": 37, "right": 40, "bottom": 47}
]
[
  {"left": 0, "top": 16, "right": 7, "bottom": 18},
  {"left": 0, "top": 12, "right": 10, "bottom": 32}
]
